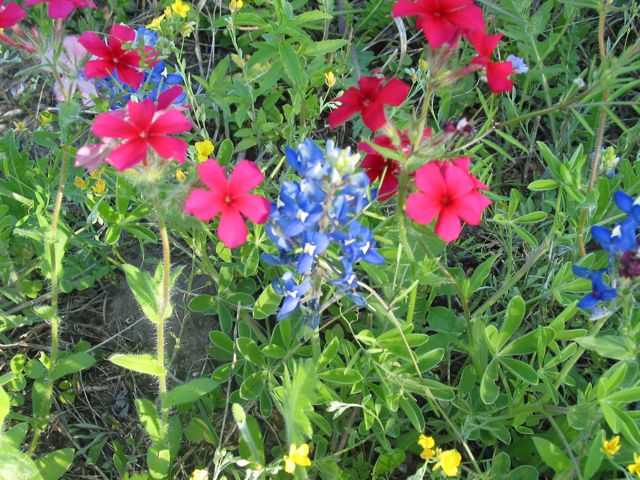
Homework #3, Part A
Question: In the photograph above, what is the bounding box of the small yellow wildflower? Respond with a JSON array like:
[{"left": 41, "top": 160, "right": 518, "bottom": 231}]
[
  {"left": 229, "top": 0, "right": 243, "bottom": 13},
  {"left": 628, "top": 453, "right": 640, "bottom": 476},
  {"left": 38, "top": 111, "right": 54, "bottom": 125},
  {"left": 418, "top": 435, "right": 436, "bottom": 460},
  {"left": 175, "top": 168, "right": 186, "bottom": 182},
  {"left": 189, "top": 469, "right": 209, "bottom": 480},
  {"left": 13, "top": 120, "right": 25, "bottom": 132},
  {"left": 74, "top": 177, "right": 88, "bottom": 189},
  {"left": 195, "top": 139, "right": 214, "bottom": 162},
  {"left": 419, "top": 58, "right": 428, "bottom": 72},
  {"left": 164, "top": 6, "right": 172, "bottom": 16},
  {"left": 283, "top": 443, "right": 311, "bottom": 474},
  {"left": 182, "top": 22, "right": 194, "bottom": 37},
  {"left": 325, "top": 71, "right": 336, "bottom": 88},
  {"left": 89, "top": 166, "right": 106, "bottom": 179},
  {"left": 433, "top": 449, "right": 462, "bottom": 477},
  {"left": 171, "top": 0, "right": 190, "bottom": 18},
  {"left": 92, "top": 178, "right": 107, "bottom": 195},
  {"left": 603, "top": 435, "right": 621, "bottom": 457},
  {"left": 147, "top": 14, "right": 165, "bottom": 30}
]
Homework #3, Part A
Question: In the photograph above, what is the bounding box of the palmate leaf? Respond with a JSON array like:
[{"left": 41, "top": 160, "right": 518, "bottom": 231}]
[{"left": 273, "top": 359, "right": 316, "bottom": 445}]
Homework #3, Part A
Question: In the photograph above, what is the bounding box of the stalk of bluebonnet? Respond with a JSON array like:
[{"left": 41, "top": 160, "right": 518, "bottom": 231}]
[
  {"left": 574, "top": 190, "right": 640, "bottom": 312},
  {"left": 264, "top": 139, "right": 385, "bottom": 327},
  {"left": 95, "top": 28, "right": 186, "bottom": 109}
]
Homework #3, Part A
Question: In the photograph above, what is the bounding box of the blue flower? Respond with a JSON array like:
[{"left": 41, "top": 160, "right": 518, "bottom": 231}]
[
  {"left": 573, "top": 266, "right": 617, "bottom": 309},
  {"left": 272, "top": 272, "right": 311, "bottom": 320},
  {"left": 591, "top": 217, "right": 638, "bottom": 253},
  {"left": 262, "top": 139, "right": 383, "bottom": 325},
  {"left": 507, "top": 54, "right": 529, "bottom": 74},
  {"left": 614, "top": 191, "right": 640, "bottom": 223}
]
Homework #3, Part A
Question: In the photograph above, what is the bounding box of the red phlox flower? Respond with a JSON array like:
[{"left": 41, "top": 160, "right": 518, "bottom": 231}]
[
  {"left": 0, "top": 0, "right": 25, "bottom": 27},
  {"left": 23, "top": 0, "right": 95, "bottom": 19},
  {"left": 468, "top": 31, "right": 514, "bottom": 93},
  {"left": 328, "top": 76, "right": 410, "bottom": 131},
  {"left": 406, "top": 157, "right": 491, "bottom": 242},
  {"left": 184, "top": 159, "right": 271, "bottom": 249},
  {"left": 90, "top": 86, "right": 192, "bottom": 171},
  {"left": 358, "top": 129, "right": 430, "bottom": 201},
  {"left": 392, "top": 0, "right": 486, "bottom": 49},
  {"left": 79, "top": 24, "right": 156, "bottom": 89}
]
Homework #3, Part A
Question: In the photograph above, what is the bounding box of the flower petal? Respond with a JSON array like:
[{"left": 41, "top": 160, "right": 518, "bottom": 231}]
[
  {"left": 486, "top": 61, "right": 514, "bottom": 93},
  {"left": 229, "top": 160, "right": 264, "bottom": 194},
  {"left": 78, "top": 32, "right": 111, "bottom": 58},
  {"left": 84, "top": 58, "right": 113, "bottom": 78},
  {"left": 434, "top": 207, "right": 462, "bottom": 242},
  {"left": 157, "top": 85, "right": 184, "bottom": 110},
  {"left": 116, "top": 65, "right": 144, "bottom": 89},
  {"left": 361, "top": 102, "right": 387, "bottom": 130},
  {"left": 421, "top": 16, "right": 458, "bottom": 49},
  {"left": 328, "top": 88, "right": 362, "bottom": 128},
  {"left": 446, "top": 2, "right": 486, "bottom": 33},
  {"left": 184, "top": 189, "right": 224, "bottom": 221},
  {"left": 198, "top": 159, "right": 228, "bottom": 191},
  {"left": 406, "top": 192, "right": 440, "bottom": 224},
  {"left": 443, "top": 164, "right": 475, "bottom": 198},
  {"left": 414, "top": 161, "right": 446, "bottom": 196},
  {"left": 0, "top": 2, "right": 26, "bottom": 27},
  {"left": 377, "top": 78, "right": 410, "bottom": 106},
  {"left": 127, "top": 99, "right": 155, "bottom": 132},
  {"left": 218, "top": 207, "right": 249, "bottom": 248},
  {"left": 107, "top": 139, "right": 147, "bottom": 170},
  {"left": 235, "top": 194, "right": 271, "bottom": 224},
  {"left": 91, "top": 113, "right": 135, "bottom": 138},
  {"left": 47, "top": 0, "right": 74, "bottom": 18},
  {"left": 391, "top": 0, "right": 423, "bottom": 18},
  {"left": 109, "top": 23, "right": 136, "bottom": 44},
  {"left": 148, "top": 135, "right": 188, "bottom": 162},
  {"left": 149, "top": 109, "right": 192, "bottom": 135}
]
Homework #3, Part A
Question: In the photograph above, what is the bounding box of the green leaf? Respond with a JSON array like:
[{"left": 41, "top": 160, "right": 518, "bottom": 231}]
[
  {"left": 122, "top": 264, "right": 159, "bottom": 324},
  {"left": 188, "top": 294, "right": 217, "bottom": 314},
  {"left": 500, "top": 358, "right": 538, "bottom": 385},
  {"left": 0, "top": 386, "right": 9, "bottom": 427},
  {"left": 280, "top": 42, "right": 306, "bottom": 89},
  {"left": 317, "top": 337, "right": 339, "bottom": 370},
  {"left": 217, "top": 139, "right": 234, "bottom": 165},
  {"left": 528, "top": 179, "right": 558, "bottom": 191},
  {"left": 373, "top": 449, "right": 406, "bottom": 476},
  {"left": 575, "top": 336, "right": 635, "bottom": 360},
  {"left": 606, "top": 387, "right": 640, "bottom": 403},
  {"left": 275, "top": 360, "right": 316, "bottom": 444},
  {"left": 254, "top": 285, "right": 282, "bottom": 319},
  {"left": 240, "top": 371, "right": 266, "bottom": 400},
  {"left": 34, "top": 448, "right": 74, "bottom": 480},
  {"left": 135, "top": 398, "right": 161, "bottom": 441},
  {"left": 42, "top": 229, "right": 67, "bottom": 280},
  {"left": 165, "top": 378, "right": 218, "bottom": 408},
  {"left": 499, "top": 296, "right": 526, "bottom": 348},
  {"left": 236, "top": 337, "right": 266, "bottom": 367},
  {"left": 109, "top": 354, "right": 166, "bottom": 376},
  {"left": 583, "top": 430, "right": 604, "bottom": 480},
  {"left": 304, "top": 39, "right": 347, "bottom": 56},
  {"left": 0, "top": 437, "right": 44, "bottom": 480},
  {"left": 480, "top": 359, "right": 500, "bottom": 404},
  {"left": 50, "top": 352, "right": 96, "bottom": 381},
  {"left": 233, "top": 403, "right": 265, "bottom": 466},
  {"left": 147, "top": 442, "right": 170, "bottom": 479},
  {"left": 399, "top": 395, "right": 424, "bottom": 432},
  {"left": 532, "top": 437, "right": 571, "bottom": 474}
]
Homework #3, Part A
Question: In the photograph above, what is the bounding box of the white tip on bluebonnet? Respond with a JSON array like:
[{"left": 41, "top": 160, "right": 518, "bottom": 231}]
[{"left": 507, "top": 55, "right": 529, "bottom": 74}]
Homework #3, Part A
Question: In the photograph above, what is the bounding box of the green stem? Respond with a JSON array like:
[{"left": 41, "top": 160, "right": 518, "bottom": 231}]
[
  {"left": 396, "top": 166, "right": 415, "bottom": 263},
  {"left": 29, "top": 147, "right": 69, "bottom": 453},
  {"left": 157, "top": 216, "right": 171, "bottom": 437}
]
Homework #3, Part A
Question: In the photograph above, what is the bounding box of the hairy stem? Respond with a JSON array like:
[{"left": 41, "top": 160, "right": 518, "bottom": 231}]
[{"left": 157, "top": 216, "right": 171, "bottom": 437}]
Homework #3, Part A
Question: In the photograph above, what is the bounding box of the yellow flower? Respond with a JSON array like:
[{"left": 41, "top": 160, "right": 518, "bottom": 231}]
[
  {"left": 164, "top": 6, "right": 172, "bottom": 16},
  {"left": 182, "top": 22, "right": 194, "bottom": 37},
  {"left": 92, "top": 178, "right": 107, "bottom": 195},
  {"left": 89, "top": 166, "right": 106, "bottom": 179},
  {"left": 229, "top": 0, "right": 243, "bottom": 13},
  {"left": 195, "top": 139, "right": 214, "bottom": 162},
  {"left": 74, "top": 177, "right": 88, "bottom": 189},
  {"left": 38, "top": 111, "right": 54, "bottom": 125},
  {"left": 433, "top": 449, "right": 461, "bottom": 477},
  {"left": 171, "top": 0, "right": 190, "bottom": 18},
  {"left": 147, "top": 14, "right": 165, "bottom": 30},
  {"left": 419, "top": 58, "right": 428, "bottom": 72},
  {"left": 418, "top": 435, "right": 436, "bottom": 460},
  {"left": 628, "top": 453, "right": 640, "bottom": 476},
  {"left": 189, "top": 469, "right": 209, "bottom": 480},
  {"left": 283, "top": 443, "right": 311, "bottom": 474},
  {"left": 13, "top": 120, "right": 25, "bottom": 132},
  {"left": 175, "top": 168, "right": 186, "bottom": 182},
  {"left": 325, "top": 71, "right": 336, "bottom": 88},
  {"left": 603, "top": 435, "right": 621, "bottom": 457}
]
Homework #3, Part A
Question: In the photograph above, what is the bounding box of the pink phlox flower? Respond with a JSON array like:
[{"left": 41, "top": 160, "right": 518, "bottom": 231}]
[
  {"left": 392, "top": 0, "right": 486, "bottom": 49},
  {"left": 23, "top": 0, "right": 96, "bottom": 19},
  {"left": 468, "top": 31, "right": 514, "bottom": 93},
  {"left": 406, "top": 157, "right": 491, "bottom": 242},
  {"left": 79, "top": 24, "right": 156, "bottom": 89},
  {"left": 184, "top": 159, "right": 271, "bottom": 249},
  {"left": 90, "top": 88, "right": 192, "bottom": 171},
  {"left": 328, "top": 75, "right": 410, "bottom": 131},
  {"left": 0, "top": 0, "right": 25, "bottom": 28}
]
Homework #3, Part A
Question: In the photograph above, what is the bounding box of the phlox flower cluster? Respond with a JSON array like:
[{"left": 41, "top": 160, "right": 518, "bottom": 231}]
[
  {"left": 95, "top": 28, "right": 186, "bottom": 109},
  {"left": 574, "top": 191, "right": 640, "bottom": 310},
  {"left": 263, "top": 139, "right": 384, "bottom": 326}
]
